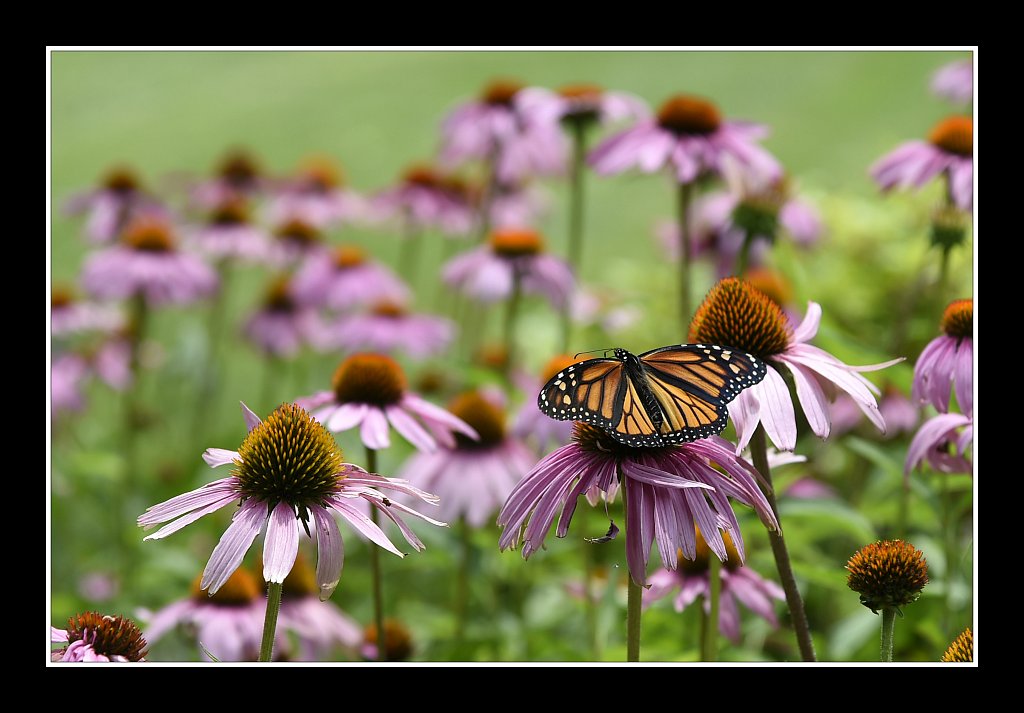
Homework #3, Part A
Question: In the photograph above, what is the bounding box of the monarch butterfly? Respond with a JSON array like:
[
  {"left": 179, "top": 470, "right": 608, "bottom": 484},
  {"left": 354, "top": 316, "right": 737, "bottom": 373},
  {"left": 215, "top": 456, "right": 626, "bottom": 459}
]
[{"left": 537, "top": 344, "right": 766, "bottom": 447}]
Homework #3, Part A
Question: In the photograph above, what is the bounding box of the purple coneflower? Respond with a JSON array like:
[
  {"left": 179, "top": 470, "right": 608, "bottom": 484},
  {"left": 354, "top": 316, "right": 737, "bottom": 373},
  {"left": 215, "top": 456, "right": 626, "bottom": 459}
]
[
  {"left": 138, "top": 402, "right": 446, "bottom": 597},
  {"left": 588, "top": 94, "right": 781, "bottom": 185},
  {"left": 188, "top": 196, "right": 270, "bottom": 264},
  {"left": 489, "top": 178, "right": 550, "bottom": 229},
  {"left": 645, "top": 528, "right": 784, "bottom": 644},
  {"left": 932, "top": 60, "right": 973, "bottom": 105},
  {"left": 51, "top": 612, "right": 147, "bottom": 662},
  {"left": 498, "top": 422, "right": 778, "bottom": 587},
  {"left": 145, "top": 567, "right": 274, "bottom": 661},
  {"left": 871, "top": 116, "right": 973, "bottom": 211},
  {"left": 443, "top": 228, "right": 574, "bottom": 309},
  {"left": 243, "top": 275, "right": 321, "bottom": 358},
  {"left": 51, "top": 286, "right": 123, "bottom": 337},
  {"left": 905, "top": 411, "right": 973, "bottom": 476},
  {"left": 512, "top": 355, "right": 578, "bottom": 455},
  {"left": 276, "top": 552, "right": 362, "bottom": 660},
  {"left": 266, "top": 217, "right": 329, "bottom": 268},
  {"left": 913, "top": 299, "right": 973, "bottom": 416},
  {"left": 323, "top": 301, "right": 454, "bottom": 360},
  {"left": 439, "top": 78, "right": 567, "bottom": 183},
  {"left": 689, "top": 278, "right": 901, "bottom": 452},
  {"left": 295, "top": 353, "right": 478, "bottom": 452},
  {"left": 516, "top": 83, "right": 649, "bottom": 130},
  {"left": 268, "top": 156, "right": 366, "bottom": 228},
  {"left": 371, "top": 164, "right": 475, "bottom": 236},
  {"left": 64, "top": 166, "right": 162, "bottom": 244},
  {"left": 570, "top": 287, "right": 641, "bottom": 336},
  {"left": 190, "top": 149, "right": 266, "bottom": 208},
  {"left": 290, "top": 244, "right": 411, "bottom": 312},
  {"left": 399, "top": 390, "right": 534, "bottom": 527},
  {"left": 81, "top": 216, "right": 218, "bottom": 306}
]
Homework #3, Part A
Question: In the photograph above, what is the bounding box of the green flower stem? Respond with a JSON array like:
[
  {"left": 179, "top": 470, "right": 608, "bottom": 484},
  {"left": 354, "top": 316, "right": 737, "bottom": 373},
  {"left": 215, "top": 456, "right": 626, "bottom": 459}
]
[
  {"left": 701, "top": 555, "right": 721, "bottom": 661},
  {"left": 677, "top": 181, "right": 694, "bottom": 331},
  {"left": 258, "top": 581, "right": 283, "bottom": 662},
  {"left": 366, "top": 446, "right": 387, "bottom": 661},
  {"left": 622, "top": 468, "right": 642, "bottom": 662},
  {"left": 562, "top": 120, "right": 588, "bottom": 354},
  {"left": 502, "top": 271, "right": 522, "bottom": 381},
  {"left": 398, "top": 213, "right": 422, "bottom": 289},
  {"left": 880, "top": 607, "right": 897, "bottom": 662},
  {"left": 454, "top": 516, "right": 471, "bottom": 644},
  {"left": 580, "top": 517, "right": 601, "bottom": 660},
  {"left": 751, "top": 425, "right": 817, "bottom": 661}
]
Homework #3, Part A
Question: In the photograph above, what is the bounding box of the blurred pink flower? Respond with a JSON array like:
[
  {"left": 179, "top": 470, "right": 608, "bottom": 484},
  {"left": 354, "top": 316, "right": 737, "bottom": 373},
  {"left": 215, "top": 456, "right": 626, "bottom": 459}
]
[
  {"left": 399, "top": 390, "right": 534, "bottom": 527},
  {"left": 871, "top": 116, "right": 973, "bottom": 211},
  {"left": 371, "top": 164, "right": 474, "bottom": 236},
  {"left": 64, "top": 166, "right": 163, "bottom": 244},
  {"left": 589, "top": 94, "right": 781, "bottom": 185},
  {"left": 266, "top": 156, "right": 367, "bottom": 229},
  {"left": 913, "top": 299, "right": 973, "bottom": 416},
  {"left": 905, "top": 412, "right": 973, "bottom": 477},
  {"left": 243, "top": 275, "right": 322, "bottom": 358},
  {"left": 295, "top": 353, "right": 477, "bottom": 452},
  {"left": 188, "top": 197, "right": 270, "bottom": 264},
  {"left": 291, "top": 245, "right": 410, "bottom": 312},
  {"left": 931, "top": 60, "right": 973, "bottom": 105},
  {"left": 323, "top": 301, "right": 454, "bottom": 360}
]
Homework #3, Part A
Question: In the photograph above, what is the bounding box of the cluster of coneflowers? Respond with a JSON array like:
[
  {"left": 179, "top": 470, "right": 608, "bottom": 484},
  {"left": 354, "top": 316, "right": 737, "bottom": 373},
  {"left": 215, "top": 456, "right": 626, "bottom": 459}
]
[{"left": 51, "top": 56, "right": 973, "bottom": 664}]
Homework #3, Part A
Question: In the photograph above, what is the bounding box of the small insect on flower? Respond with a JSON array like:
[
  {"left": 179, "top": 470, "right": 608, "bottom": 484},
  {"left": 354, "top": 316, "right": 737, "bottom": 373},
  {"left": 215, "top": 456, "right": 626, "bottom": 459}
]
[{"left": 537, "top": 344, "right": 766, "bottom": 447}]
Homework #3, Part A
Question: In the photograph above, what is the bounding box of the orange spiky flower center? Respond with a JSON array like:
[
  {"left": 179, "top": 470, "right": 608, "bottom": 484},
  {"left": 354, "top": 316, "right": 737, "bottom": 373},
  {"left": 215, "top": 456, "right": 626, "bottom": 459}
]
[
  {"left": 276, "top": 219, "right": 321, "bottom": 247},
  {"left": 262, "top": 276, "right": 296, "bottom": 312},
  {"left": 845, "top": 539, "right": 929, "bottom": 614},
  {"left": 490, "top": 228, "right": 544, "bottom": 258},
  {"left": 299, "top": 157, "right": 344, "bottom": 191},
  {"left": 102, "top": 167, "right": 140, "bottom": 193},
  {"left": 403, "top": 164, "right": 445, "bottom": 188},
  {"left": 218, "top": 150, "right": 261, "bottom": 186},
  {"left": 929, "top": 116, "right": 973, "bottom": 157},
  {"left": 482, "top": 79, "right": 524, "bottom": 107},
  {"left": 941, "top": 628, "right": 973, "bottom": 663},
  {"left": 62, "top": 611, "right": 148, "bottom": 661},
  {"left": 52, "top": 286, "right": 75, "bottom": 309},
  {"left": 689, "top": 278, "right": 792, "bottom": 359},
  {"left": 210, "top": 197, "right": 250, "bottom": 226},
  {"left": 657, "top": 95, "right": 722, "bottom": 136},
  {"left": 332, "top": 353, "right": 407, "bottom": 406},
  {"left": 940, "top": 299, "right": 972, "bottom": 340},
  {"left": 364, "top": 619, "right": 413, "bottom": 661},
  {"left": 121, "top": 218, "right": 176, "bottom": 253},
  {"left": 191, "top": 568, "right": 260, "bottom": 605},
  {"left": 743, "top": 267, "right": 793, "bottom": 308},
  {"left": 448, "top": 391, "right": 504, "bottom": 448},
  {"left": 371, "top": 300, "right": 407, "bottom": 318}
]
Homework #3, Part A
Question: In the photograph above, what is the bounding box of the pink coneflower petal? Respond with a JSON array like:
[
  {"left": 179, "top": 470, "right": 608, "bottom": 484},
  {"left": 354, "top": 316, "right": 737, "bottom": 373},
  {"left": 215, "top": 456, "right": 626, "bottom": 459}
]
[
  {"left": 328, "top": 497, "right": 404, "bottom": 557},
  {"left": 787, "top": 360, "right": 831, "bottom": 438},
  {"left": 263, "top": 503, "right": 300, "bottom": 584},
  {"left": 327, "top": 403, "right": 369, "bottom": 432},
  {"left": 386, "top": 406, "right": 436, "bottom": 452},
  {"left": 201, "top": 501, "right": 266, "bottom": 593},
  {"left": 310, "top": 505, "right": 344, "bottom": 601},
  {"left": 904, "top": 412, "right": 973, "bottom": 475},
  {"left": 241, "top": 402, "right": 262, "bottom": 431},
  {"left": 403, "top": 394, "right": 479, "bottom": 440},
  {"left": 203, "top": 448, "right": 240, "bottom": 468},
  {"left": 139, "top": 478, "right": 239, "bottom": 532},
  {"left": 954, "top": 338, "right": 973, "bottom": 416},
  {"left": 757, "top": 366, "right": 798, "bottom": 452},
  {"left": 360, "top": 408, "right": 391, "bottom": 449},
  {"left": 142, "top": 493, "right": 239, "bottom": 541}
]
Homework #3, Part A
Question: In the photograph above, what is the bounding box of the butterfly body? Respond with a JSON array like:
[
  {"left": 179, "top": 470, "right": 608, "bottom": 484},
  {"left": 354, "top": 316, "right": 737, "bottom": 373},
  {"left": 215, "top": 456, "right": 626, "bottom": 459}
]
[{"left": 538, "top": 344, "right": 766, "bottom": 447}]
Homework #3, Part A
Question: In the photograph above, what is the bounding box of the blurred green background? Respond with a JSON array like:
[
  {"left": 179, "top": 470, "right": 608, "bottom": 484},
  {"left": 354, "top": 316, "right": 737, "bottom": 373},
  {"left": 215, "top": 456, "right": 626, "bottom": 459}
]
[{"left": 50, "top": 50, "right": 974, "bottom": 663}]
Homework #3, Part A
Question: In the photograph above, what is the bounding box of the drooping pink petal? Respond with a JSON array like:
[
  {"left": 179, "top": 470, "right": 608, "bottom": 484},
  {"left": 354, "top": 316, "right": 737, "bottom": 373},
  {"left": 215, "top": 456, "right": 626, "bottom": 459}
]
[
  {"left": 359, "top": 407, "right": 391, "bottom": 450},
  {"left": 756, "top": 365, "right": 798, "bottom": 451},
  {"left": 327, "top": 402, "right": 369, "bottom": 432},
  {"left": 51, "top": 626, "right": 69, "bottom": 643},
  {"left": 386, "top": 405, "right": 437, "bottom": 452},
  {"left": 402, "top": 394, "right": 479, "bottom": 439},
  {"left": 786, "top": 359, "right": 831, "bottom": 438},
  {"left": 329, "top": 498, "right": 404, "bottom": 557},
  {"left": 263, "top": 502, "right": 300, "bottom": 584},
  {"left": 730, "top": 389, "right": 761, "bottom": 453},
  {"left": 142, "top": 492, "right": 239, "bottom": 541},
  {"left": 789, "top": 302, "right": 821, "bottom": 345},
  {"left": 138, "top": 477, "right": 240, "bottom": 527},
  {"left": 954, "top": 339, "right": 973, "bottom": 416},
  {"left": 905, "top": 412, "right": 972, "bottom": 476},
  {"left": 201, "top": 500, "right": 266, "bottom": 594},
  {"left": 311, "top": 505, "right": 344, "bottom": 601}
]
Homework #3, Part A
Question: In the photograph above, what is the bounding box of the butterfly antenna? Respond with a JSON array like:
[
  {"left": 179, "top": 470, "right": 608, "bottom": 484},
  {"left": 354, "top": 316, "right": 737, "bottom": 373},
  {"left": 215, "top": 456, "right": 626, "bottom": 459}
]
[{"left": 573, "top": 347, "right": 618, "bottom": 359}]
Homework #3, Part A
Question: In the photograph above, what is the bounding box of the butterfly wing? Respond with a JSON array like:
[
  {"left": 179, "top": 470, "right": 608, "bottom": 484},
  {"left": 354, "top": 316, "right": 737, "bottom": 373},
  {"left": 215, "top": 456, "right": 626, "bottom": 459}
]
[
  {"left": 535, "top": 354, "right": 680, "bottom": 447},
  {"left": 637, "top": 344, "right": 767, "bottom": 443},
  {"left": 537, "top": 357, "right": 627, "bottom": 433}
]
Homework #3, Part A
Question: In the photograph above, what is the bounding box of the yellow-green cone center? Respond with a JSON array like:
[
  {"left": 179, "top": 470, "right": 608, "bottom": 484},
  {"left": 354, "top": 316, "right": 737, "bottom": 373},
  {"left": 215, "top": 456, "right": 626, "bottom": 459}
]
[
  {"left": 63, "top": 611, "right": 148, "bottom": 661},
  {"left": 657, "top": 95, "right": 722, "bottom": 135},
  {"left": 233, "top": 403, "right": 345, "bottom": 511},
  {"left": 332, "top": 354, "right": 407, "bottom": 407},
  {"left": 689, "top": 278, "right": 792, "bottom": 359},
  {"left": 845, "top": 539, "right": 929, "bottom": 614},
  {"left": 941, "top": 299, "right": 973, "bottom": 340},
  {"left": 448, "top": 392, "right": 505, "bottom": 448}
]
